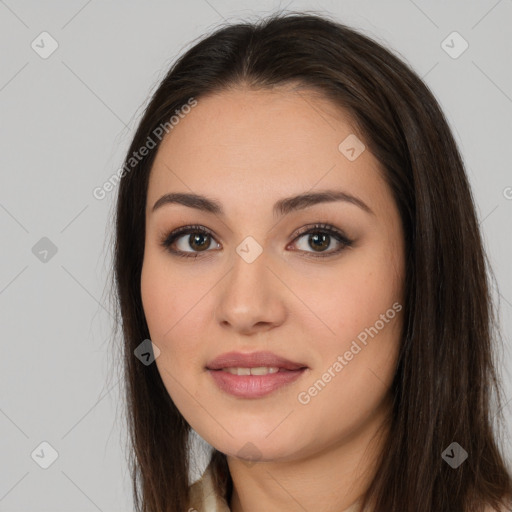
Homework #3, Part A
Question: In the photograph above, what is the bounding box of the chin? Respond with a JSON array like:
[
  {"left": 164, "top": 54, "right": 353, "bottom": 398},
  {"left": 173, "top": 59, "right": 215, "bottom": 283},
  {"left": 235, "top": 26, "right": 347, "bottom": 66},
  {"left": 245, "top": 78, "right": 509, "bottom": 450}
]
[{"left": 203, "top": 427, "right": 307, "bottom": 464}]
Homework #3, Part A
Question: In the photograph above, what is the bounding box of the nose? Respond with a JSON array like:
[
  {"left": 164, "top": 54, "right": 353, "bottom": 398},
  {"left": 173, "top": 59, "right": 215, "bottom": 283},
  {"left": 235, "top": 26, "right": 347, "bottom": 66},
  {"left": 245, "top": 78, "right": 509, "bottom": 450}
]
[{"left": 214, "top": 248, "right": 287, "bottom": 336}]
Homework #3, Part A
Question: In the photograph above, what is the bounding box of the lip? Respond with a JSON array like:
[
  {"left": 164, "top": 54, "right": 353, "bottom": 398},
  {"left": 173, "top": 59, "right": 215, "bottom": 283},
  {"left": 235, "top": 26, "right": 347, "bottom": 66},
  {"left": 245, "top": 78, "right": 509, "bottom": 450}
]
[
  {"left": 206, "top": 351, "right": 307, "bottom": 371},
  {"left": 206, "top": 351, "right": 308, "bottom": 399}
]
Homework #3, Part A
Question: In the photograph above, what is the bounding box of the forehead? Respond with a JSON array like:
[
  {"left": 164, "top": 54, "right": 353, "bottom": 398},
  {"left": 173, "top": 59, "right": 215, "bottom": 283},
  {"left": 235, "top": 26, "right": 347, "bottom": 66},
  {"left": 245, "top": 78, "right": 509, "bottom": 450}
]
[{"left": 147, "top": 86, "right": 387, "bottom": 215}]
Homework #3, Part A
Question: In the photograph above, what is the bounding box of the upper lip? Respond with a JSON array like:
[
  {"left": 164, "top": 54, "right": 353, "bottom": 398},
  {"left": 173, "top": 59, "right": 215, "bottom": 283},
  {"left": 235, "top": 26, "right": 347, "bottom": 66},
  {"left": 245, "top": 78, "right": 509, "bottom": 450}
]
[{"left": 206, "top": 351, "right": 307, "bottom": 371}]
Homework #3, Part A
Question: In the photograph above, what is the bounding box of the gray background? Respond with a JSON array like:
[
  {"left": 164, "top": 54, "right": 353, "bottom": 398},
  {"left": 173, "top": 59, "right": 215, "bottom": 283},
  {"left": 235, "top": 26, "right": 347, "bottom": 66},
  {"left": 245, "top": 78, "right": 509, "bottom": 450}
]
[{"left": 1, "top": 0, "right": 511, "bottom": 510}]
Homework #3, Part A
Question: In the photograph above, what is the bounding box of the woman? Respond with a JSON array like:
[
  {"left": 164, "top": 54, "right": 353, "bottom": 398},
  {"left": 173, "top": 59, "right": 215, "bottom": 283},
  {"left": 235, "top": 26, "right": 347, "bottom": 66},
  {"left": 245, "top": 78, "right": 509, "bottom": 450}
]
[{"left": 111, "top": 11, "right": 512, "bottom": 512}]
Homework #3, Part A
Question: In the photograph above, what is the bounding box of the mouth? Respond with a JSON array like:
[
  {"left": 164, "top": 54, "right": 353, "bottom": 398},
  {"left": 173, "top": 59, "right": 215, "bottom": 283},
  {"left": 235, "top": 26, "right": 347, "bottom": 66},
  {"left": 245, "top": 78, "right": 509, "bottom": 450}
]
[{"left": 206, "top": 351, "right": 308, "bottom": 398}]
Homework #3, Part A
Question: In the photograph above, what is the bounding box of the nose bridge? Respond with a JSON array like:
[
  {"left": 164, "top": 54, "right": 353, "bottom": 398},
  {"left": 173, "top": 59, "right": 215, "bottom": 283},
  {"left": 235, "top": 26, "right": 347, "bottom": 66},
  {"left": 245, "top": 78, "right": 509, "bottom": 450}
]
[
  {"left": 215, "top": 241, "right": 284, "bottom": 332},
  {"left": 227, "top": 242, "right": 271, "bottom": 308}
]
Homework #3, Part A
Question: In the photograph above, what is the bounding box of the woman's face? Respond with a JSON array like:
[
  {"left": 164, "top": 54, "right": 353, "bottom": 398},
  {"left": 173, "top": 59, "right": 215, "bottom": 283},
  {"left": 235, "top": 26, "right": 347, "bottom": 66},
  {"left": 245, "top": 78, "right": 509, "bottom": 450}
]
[{"left": 141, "top": 86, "right": 405, "bottom": 463}]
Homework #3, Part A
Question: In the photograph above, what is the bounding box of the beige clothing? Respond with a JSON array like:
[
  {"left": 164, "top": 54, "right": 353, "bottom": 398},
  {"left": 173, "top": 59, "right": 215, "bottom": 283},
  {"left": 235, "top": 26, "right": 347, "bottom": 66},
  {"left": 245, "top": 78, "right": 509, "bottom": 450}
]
[{"left": 188, "top": 461, "right": 231, "bottom": 512}]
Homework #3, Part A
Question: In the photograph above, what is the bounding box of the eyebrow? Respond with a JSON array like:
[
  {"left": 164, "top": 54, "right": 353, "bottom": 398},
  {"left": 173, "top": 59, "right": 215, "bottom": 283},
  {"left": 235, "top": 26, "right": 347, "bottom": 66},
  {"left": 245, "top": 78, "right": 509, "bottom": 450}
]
[{"left": 151, "top": 189, "right": 374, "bottom": 217}]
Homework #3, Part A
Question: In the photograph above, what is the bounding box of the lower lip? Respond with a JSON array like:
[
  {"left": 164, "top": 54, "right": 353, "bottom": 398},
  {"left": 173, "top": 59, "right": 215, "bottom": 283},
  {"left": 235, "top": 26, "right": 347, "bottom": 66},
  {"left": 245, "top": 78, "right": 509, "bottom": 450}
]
[{"left": 207, "top": 368, "right": 307, "bottom": 398}]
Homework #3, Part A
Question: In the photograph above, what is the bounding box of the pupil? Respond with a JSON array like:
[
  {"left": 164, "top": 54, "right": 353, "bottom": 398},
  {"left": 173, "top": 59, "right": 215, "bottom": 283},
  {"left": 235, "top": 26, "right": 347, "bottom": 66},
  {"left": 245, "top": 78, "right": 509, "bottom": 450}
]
[
  {"left": 191, "top": 233, "right": 209, "bottom": 251},
  {"left": 311, "top": 233, "right": 329, "bottom": 251}
]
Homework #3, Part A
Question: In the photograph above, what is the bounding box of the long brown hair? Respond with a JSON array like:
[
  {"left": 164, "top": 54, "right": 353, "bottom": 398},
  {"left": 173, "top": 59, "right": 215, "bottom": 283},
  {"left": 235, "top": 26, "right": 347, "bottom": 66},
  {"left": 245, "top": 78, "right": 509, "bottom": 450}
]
[{"left": 110, "top": 11, "right": 512, "bottom": 511}]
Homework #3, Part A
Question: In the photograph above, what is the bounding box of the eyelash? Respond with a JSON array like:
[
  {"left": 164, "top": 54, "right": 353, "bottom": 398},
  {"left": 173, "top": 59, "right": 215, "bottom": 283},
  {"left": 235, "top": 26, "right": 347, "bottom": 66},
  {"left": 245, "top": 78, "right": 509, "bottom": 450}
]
[{"left": 159, "top": 222, "right": 353, "bottom": 259}]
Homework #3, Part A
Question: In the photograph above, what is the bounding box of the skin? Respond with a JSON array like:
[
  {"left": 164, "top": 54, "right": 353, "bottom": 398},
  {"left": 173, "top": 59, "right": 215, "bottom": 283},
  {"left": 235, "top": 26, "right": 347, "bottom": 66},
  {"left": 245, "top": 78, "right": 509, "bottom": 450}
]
[{"left": 141, "top": 85, "right": 405, "bottom": 512}]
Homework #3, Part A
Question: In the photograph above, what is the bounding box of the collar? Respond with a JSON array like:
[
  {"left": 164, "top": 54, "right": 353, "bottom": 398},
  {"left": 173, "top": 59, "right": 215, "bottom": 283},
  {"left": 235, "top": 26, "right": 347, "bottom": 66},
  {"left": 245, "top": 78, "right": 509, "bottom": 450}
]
[{"left": 188, "top": 461, "right": 231, "bottom": 512}]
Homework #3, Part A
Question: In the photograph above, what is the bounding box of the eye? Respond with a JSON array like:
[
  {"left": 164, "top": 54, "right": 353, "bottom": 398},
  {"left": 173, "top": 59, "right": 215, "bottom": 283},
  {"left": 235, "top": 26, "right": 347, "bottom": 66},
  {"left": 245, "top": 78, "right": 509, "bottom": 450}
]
[
  {"left": 160, "top": 222, "right": 353, "bottom": 259},
  {"left": 290, "top": 223, "right": 353, "bottom": 257},
  {"left": 160, "top": 224, "right": 219, "bottom": 258}
]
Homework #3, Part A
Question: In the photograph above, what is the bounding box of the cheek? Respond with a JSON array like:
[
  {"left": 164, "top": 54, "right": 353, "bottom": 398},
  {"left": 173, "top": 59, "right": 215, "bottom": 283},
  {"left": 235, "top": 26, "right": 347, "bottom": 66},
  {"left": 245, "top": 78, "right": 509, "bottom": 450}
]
[
  {"left": 296, "top": 240, "right": 403, "bottom": 399},
  {"left": 141, "top": 250, "right": 194, "bottom": 338},
  {"left": 294, "top": 272, "right": 402, "bottom": 446},
  {"left": 140, "top": 252, "right": 211, "bottom": 377},
  {"left": 294, "top": 247, "right": 402, "bottom": 341},
  {"left": 140, "top": 258, "right": 203, "bottom": 421}
]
